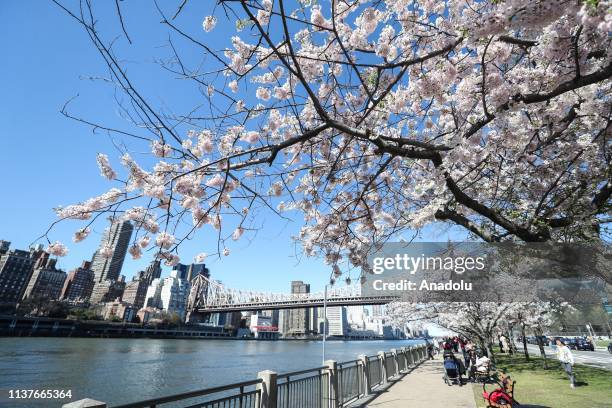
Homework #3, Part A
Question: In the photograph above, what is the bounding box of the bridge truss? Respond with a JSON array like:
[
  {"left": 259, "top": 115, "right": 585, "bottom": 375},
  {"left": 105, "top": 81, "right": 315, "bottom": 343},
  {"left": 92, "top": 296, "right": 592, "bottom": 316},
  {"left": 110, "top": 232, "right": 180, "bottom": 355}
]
[{"left": 187, "top": 275, "right": 398, "bottom": 313}]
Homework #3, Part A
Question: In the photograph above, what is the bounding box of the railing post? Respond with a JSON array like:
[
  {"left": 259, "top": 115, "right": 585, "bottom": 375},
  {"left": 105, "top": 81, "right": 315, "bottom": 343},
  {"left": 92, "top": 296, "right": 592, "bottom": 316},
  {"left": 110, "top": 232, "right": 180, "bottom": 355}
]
[
  {"left": 378, "top": 351, "right": 387, "bottom": 385},
  {"left": 325, "top": 360, "right": 339, "bottom": 408},
  {"left": 410, "top": 346, "right": 416, "bottom": 366},
  {"left": 391, "top": 348, "right": 399, "bottom": 376},
  {"left": 359, "top": 354, "right": 371, "bottom": 396},
  {"left": 257, "top": 370, "right": 277, "bottom": 408},
  {"left": 62, "top": 399, "right": 106, "bottom": 408},
  {"left": 401, "top": 347, "right": 408, "bottom": 371}
]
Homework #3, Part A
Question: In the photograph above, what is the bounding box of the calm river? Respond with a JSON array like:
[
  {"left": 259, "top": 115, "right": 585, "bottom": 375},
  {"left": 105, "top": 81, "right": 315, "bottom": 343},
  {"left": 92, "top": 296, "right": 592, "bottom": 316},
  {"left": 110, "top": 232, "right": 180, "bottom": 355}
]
[{"left": 0, "top": 338, "right": 423, "bottom": 407}]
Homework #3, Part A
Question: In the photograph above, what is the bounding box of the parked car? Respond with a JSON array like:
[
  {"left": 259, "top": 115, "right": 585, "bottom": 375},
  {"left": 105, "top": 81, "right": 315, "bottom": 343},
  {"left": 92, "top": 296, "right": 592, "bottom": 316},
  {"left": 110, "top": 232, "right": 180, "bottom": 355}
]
[
  {"left": 565, "top": 337, "right": 581, "bottom": 350},
  {"left": 575, "top": 338, "right": 595, "bottom": 351}
]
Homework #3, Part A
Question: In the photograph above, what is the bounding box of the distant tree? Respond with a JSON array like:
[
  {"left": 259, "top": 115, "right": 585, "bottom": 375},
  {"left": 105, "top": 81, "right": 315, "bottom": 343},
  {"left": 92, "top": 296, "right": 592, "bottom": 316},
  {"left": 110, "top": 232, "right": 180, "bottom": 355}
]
[{"left": 46, "top": 301, "right": 69, "bottom": 319}]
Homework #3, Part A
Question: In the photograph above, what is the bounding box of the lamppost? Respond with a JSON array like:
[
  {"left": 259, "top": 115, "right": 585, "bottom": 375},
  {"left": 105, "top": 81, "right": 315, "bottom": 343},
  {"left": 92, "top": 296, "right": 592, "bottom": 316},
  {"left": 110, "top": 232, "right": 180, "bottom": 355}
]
[{"left": 322, "top": 283, "right": 328, "bottom": 364}]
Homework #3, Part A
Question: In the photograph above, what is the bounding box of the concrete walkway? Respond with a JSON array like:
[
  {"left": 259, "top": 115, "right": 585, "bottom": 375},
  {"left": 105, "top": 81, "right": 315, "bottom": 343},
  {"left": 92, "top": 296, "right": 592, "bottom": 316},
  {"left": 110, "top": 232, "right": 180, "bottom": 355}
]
[{"left": 362, "top": 358, "right": 477, "bottom": 408}]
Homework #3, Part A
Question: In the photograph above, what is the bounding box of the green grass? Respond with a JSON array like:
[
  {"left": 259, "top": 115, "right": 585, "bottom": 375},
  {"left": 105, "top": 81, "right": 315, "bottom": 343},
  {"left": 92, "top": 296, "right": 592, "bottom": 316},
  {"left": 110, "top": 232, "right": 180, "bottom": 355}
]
[
  {"left": 472, "top": 352, "right": 612, "bottom": 408},
  {"left": 595, "top": 339, "right": 610, "bottom": 348}
]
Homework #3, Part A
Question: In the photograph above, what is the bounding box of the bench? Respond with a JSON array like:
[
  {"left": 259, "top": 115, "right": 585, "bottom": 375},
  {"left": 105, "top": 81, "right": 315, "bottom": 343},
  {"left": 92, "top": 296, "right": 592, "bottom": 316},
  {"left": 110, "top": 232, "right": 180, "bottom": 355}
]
[{"left": 483, "top": 373, "right": 517, "bottom": 408}]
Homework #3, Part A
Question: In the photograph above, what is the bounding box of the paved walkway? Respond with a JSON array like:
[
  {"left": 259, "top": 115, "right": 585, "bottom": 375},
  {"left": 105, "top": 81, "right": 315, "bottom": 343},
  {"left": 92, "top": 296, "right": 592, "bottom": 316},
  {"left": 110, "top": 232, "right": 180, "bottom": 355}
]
[{"left": 363, "top": 358, "right": 477, "bottom": 408}]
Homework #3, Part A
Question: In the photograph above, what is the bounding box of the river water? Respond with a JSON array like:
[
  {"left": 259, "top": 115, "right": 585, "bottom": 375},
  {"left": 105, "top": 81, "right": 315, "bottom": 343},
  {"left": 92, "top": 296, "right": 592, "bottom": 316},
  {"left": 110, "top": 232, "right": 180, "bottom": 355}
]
[{"left": 0, "top": 338, "right": 423, "bottom": 407}]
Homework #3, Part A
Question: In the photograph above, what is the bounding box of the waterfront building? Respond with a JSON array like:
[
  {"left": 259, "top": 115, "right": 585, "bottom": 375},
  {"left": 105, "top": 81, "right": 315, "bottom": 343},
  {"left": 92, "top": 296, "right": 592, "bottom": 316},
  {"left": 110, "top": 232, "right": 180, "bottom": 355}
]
[
  {"left": 326, "top": 306, "right": 348, "bottom": 336},
  {"left": 122, "top": 271, "right": 149, "bottom": 309},
  {"left": 372, "top": 305, "right": 384, "bottom": 317},
  {"left": 174, "top": 262, "right": 209, "bottom": 282},
  {"left": 143, "top": 278, "right": 163, "bottom": 309},
  {"left": 143, "top": 270, "right": 191, "bottom": 320},
  {"left": 136, "top": 306, "right": 165, "bottom": 324},
  {"left": 61, "top": 261, "right": 95, "bottom": 302},
  {"left": 0, "top": 243, "right": 40, "bottom": 308},
  {"left": 261, "top": 309, "right": 280, "bottom": 328},
  {"left": 102, "top": 300, "right": 136, "bottom": 322},
  {"left": 142, "top": 259, "right": 162, "bottom": 285},
  {"left": 280, "top": 281, "right": 311, "bottom": 336},
  {"left": 90, "top": 218, "right": 133, "bottom": 284},
  {"left": 249, "top": 313, "right": 279, "bottom": 339},
  {"left": 22, "top": 252, "right": 66, "bottom": 301},
  {"left": 90, "top": 277, "right": 126, "bottom": 304},
  {"left": 347, "top": 305, "right": 367, "bottom": 330}
]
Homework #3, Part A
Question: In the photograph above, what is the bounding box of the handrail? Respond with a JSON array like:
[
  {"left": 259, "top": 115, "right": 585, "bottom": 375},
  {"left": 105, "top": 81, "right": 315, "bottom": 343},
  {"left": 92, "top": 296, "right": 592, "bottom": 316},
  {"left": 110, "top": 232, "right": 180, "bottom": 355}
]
[
  {"left": 112, "top": 378, "right": 263, "bottom": 408},
  {"left": 277, "top": 366, "right": 328, "bottom": 379},
  {"left": 338, "top": 359, "right": 360, "bottom": 366}
]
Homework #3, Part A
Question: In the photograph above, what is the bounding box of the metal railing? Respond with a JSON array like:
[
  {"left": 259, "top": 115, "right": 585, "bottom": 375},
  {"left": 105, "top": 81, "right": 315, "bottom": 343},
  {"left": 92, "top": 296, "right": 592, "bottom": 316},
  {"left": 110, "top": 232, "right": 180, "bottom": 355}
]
[
  {"left": 111, "top": 379, "right": 262, "bottom": 408},
  {"left": 65, "top": 344, "right": 429, "bottom": 408},
  {"left": 397, "top": 352, "right": 407, "bottom": 373},
  {"left": 367, "top": 355, "right": 383, "bottom": 388},
  {"left": 384, "top": 352, "right": 396, "bottom": 380},
  {"left": 337, "top": 360, "right": 363, "bottom": 406},
  {"left": 277, "top": 367, "right": 329, "bottom": 408}
]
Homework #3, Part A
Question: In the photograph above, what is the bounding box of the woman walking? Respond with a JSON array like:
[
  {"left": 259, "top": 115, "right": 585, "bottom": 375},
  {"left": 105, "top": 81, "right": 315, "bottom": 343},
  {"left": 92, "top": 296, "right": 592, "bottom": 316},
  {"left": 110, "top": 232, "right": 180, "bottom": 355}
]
[{"left": 556, "top": 339, "right": 576, "bottom": 388}]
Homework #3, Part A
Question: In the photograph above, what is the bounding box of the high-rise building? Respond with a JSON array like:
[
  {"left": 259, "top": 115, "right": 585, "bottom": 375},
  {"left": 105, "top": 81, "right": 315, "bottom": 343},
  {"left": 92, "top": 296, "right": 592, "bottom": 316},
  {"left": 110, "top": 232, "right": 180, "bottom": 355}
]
[
  {"left": 372, "top": 305, "right": 384, "bottom": 317},
  {"left": 346, "top": 305, "right": 366, "bottom": 330},
  {"left": 90, "top": 277, "right": 126, "bottom": 304},
  {"left": 0, "top": 240, "right": 10, "bottom": 255},
  {"left": 174, "top": 262, "right": 210, "bottom": 282},
  {"left": 142, "top": 270, "right": 191, "bottom": 320},
  {"left": 61, "top": 261, "right": 95, "bottom": 302},
  {"left": 0, "top": 244, "right": 39, "bottom": 308},
  {"left": 22, "top": 252, "right": 66, "bottom": 301},
  {"left": 326, "top": 306, "right": 348, "bottom": 336},
  {"left": 122, "top": 271, "right": 149, "bottom": 309},
  {"left": 142, "top": 259, "right": 162, "bottom": 285},
  {"left": 90, "top": 218, "right": 133, "bottom": 283},
  {"left": 281, "top": 281, "right": 311, "bottom": 336}
]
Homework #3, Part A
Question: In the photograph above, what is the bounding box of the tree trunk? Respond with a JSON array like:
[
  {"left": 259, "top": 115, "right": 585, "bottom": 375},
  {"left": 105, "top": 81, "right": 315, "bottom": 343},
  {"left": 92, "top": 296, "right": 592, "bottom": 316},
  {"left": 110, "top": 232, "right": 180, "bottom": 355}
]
[
  {"left": 487, "top": 342, "right": 496, "bottom": 364},
  {"left": 478, "top": 340, "right": 488, "bottom": 357},
  {"left": 521, "top": 323, "right": 530, "bottom": 361},
  {"left": 535, "top": 328, "right": 548, "bottom": 369}
]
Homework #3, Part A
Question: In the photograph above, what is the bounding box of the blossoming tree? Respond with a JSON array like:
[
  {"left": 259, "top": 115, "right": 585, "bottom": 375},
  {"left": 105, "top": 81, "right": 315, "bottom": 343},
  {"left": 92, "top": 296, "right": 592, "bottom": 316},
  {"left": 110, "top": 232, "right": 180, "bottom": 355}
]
[{"left": 48, "top": 0, "right": 610, "bottom": 272}]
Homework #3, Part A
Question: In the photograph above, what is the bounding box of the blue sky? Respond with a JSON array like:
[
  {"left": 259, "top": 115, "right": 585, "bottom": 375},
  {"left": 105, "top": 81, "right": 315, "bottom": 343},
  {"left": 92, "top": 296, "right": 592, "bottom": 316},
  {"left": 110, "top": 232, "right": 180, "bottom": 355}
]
[{"left": 0, "top": 1, "right": 464, "bottom": 293}]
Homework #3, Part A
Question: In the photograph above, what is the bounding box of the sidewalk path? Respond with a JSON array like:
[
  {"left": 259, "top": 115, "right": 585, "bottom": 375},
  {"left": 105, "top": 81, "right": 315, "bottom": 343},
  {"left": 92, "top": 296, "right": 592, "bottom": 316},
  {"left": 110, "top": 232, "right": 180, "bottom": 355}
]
[{"left": 363, "top": 358, "right": 477, "bottom": 408}]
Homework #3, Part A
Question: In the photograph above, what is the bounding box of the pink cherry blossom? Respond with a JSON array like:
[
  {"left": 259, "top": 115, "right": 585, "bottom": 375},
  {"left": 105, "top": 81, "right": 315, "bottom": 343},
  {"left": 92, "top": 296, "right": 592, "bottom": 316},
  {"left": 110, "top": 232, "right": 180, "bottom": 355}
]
[
  {"left": 47, "top": 241, "right": 68, "bottom": 257},
  {"left": 72, "top": 228, "right": 90, "bottom": 243},
  {"left": 128, "top": 244, "right": 142, "bottom": 259},
  {"left": 155, "top": 232, "right": 175, "bottom": 249},
  {"left": 202, "top": 16, "right": 217, "bottom": 32},
  {"left": 96, "top": 153, "right": 116, "bottom": 180},
  {"left": 194, "top": 252, "right": 207, "bottom": 263}
]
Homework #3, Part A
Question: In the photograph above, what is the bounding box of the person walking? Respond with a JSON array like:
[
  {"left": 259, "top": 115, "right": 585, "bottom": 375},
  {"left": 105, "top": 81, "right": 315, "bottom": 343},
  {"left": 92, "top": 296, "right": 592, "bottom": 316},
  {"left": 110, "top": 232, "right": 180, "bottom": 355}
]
[
  {"left": 556, "top": 339, "right": 576, "bottom": 388},
  {"left": 427, "top": 341, "right": 435, "bottom": 360},
  {"left": 500, "top": 335, "right": 509, "bottom": 354}
]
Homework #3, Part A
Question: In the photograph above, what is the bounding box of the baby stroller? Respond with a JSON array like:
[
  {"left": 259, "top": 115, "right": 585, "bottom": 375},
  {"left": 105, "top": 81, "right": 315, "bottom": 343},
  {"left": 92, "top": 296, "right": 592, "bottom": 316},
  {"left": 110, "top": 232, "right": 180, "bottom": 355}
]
[{"left": 443, "top": 354, "right": 462, "bottom": 386}]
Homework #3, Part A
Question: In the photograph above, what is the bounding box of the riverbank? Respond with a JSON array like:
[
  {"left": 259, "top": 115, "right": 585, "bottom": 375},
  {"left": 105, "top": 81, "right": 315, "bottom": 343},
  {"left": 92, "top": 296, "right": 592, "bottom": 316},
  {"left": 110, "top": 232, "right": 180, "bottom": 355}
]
[
  {"left": 1, "top": 315, "right": 414, "bottom": 342},
  {"left": 0, "top": 314, "right": 232, "bottom": 339}
]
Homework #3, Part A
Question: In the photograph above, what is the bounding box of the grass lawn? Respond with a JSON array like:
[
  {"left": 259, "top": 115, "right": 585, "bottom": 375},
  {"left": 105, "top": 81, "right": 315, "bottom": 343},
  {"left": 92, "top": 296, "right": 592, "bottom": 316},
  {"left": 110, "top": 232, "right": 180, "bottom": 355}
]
[
  {"left": 595, "top": 339, "right": 610, "bottom": 348},
  {"left": 472, "top": 352, "right": 612, "bottom": 408}
]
